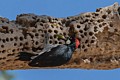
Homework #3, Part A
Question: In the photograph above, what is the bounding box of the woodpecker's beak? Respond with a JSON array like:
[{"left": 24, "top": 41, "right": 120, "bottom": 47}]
[{"left": 56, "top": 34, "right": 65, "bottom": 40}]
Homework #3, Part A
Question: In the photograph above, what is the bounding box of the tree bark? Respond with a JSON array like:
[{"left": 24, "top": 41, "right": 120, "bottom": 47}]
[{"left": 0, "top": 2, "right": 120, "bottom": 70}]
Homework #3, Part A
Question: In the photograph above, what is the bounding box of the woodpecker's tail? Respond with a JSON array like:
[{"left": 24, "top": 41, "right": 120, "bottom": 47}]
[{"left": 18, "top": 52, "right": 37, "bottom": 61}]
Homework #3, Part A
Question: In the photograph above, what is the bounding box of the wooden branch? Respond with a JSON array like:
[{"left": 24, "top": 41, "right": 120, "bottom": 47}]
[{"left": 0, "top": 2, "right": 120, "bottom": 70}]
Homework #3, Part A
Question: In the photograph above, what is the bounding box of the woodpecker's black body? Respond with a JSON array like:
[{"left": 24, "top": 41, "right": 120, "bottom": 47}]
[
  {"left": 28, "top": 43, "right": 76, "bottom": 66},
  {"left": 27, "top": 32, "right": 79, "bottom": 67},
  {"left": 19, "top": 32, "right": 79, "bottom": 67}
]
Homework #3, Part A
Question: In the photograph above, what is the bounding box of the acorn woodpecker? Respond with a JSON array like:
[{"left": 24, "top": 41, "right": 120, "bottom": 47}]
[{"left": 28, "top": 34, "right": 80, "bottom": 67}]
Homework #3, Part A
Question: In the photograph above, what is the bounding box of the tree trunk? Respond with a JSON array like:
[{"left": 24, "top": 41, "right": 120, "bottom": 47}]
[{"left": 0, "top": 2, "right": 120, "bottom": 70}]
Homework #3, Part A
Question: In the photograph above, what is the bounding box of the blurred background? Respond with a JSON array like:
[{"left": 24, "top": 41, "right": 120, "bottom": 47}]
[{"left": 0, "top": 0, "right": 120, "bottom": 80}]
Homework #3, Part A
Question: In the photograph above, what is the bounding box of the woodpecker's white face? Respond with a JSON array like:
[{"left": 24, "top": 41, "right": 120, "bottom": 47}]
[{"left": 66, "top": 39, "right": 71, "bottom": 44}]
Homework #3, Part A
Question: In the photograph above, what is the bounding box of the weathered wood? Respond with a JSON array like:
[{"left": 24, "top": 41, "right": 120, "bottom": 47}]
[{"left": 0, "top": 2, "right": 120, "bottom": 70}]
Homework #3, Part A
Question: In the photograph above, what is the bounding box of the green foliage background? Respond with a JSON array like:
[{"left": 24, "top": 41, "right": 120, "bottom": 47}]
[{"left": 0, "top": 71, "right": 14, "bottom": 80}]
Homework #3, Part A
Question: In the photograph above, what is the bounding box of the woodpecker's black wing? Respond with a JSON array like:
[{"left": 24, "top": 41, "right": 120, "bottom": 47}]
[
  {"left": 31, "top": 33, "right": 60, "bottom": 56},
  {"left": 28, "top": 45, "right": 73, "bottom": 67}
]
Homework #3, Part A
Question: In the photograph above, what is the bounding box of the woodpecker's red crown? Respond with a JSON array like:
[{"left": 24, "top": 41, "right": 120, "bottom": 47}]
[{"left": 75, "top": 38, "right": 80, "bottom": 48}]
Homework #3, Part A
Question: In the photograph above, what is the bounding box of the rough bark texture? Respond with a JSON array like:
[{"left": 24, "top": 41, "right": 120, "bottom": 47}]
[{"left": 0, "top": 2, "right": 120, "bottom": 70}]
